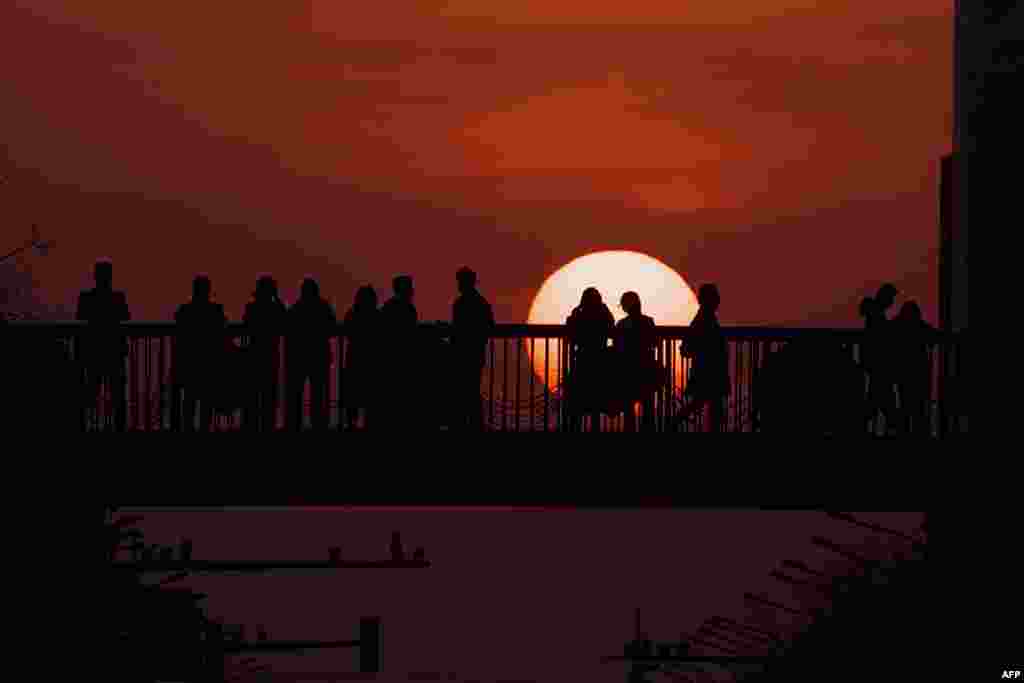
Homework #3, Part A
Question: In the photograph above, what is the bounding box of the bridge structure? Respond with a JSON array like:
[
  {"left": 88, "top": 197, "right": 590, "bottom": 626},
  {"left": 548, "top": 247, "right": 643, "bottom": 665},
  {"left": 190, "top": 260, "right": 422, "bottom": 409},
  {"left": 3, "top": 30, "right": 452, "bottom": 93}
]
[{"left": 4, "top": 322, "right": 965, "bottom": 435}]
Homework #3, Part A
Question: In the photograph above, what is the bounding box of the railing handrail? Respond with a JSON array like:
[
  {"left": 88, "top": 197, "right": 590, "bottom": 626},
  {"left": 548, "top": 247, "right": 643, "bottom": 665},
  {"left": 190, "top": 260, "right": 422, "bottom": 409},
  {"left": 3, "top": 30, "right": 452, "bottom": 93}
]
[{"left": 4, "top": 320, "right": 964, "bottom": 342}]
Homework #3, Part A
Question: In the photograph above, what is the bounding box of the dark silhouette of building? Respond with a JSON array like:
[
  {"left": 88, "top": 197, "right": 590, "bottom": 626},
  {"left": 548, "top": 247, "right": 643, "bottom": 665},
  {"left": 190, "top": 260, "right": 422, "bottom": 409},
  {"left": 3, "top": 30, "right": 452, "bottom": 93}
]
[
  {"left": 285, "top": 278, "right": 337, "bottom": 432},
  {"left": 938, "top": 154, "right": 955, "bottom": 333},
  {"left": 76, "top": 260, "right": 131, "bottom": 431},
  {"left": 450, "top": 267, "right": 495, "bottom": 431}
]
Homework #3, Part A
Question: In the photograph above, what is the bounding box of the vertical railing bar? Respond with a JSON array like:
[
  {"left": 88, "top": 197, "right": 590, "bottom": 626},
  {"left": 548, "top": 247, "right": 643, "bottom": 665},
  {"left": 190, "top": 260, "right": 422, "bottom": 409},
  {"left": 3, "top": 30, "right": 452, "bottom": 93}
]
[
  {"left": 529, "top": 337, "right": 536, "bottom": 432},
  {"left": 489, "top": 338, "right": 495, "bottom": 431},
  {"left": 503, "top": 337, "right": 509, "bottom": 432},
  {"left": 129, "top": 337, "right": 136, "bottom": 431},
  {"left": 561, "top": 337, "right": 569, "bottom": 432},
  {"left": 143, "top": 336, "right": 150, "bottom": 431},
  {"left": 544, "top": 338, "right": 550, "bottom": 432},
  {"left": 342, "top": 331, "right": 350, "bottom": 432},
  {"left": 668, "top": 335, "right": 674, "bottom": 431},
  {"left": 158, "top": 335, "right": 166, "bottom": 431},
  {"left": 741, "top": 342, "right": 749, "bottom": 432},
  {"left": 516, "top": 337, "right": 522, "bottom": 432}
]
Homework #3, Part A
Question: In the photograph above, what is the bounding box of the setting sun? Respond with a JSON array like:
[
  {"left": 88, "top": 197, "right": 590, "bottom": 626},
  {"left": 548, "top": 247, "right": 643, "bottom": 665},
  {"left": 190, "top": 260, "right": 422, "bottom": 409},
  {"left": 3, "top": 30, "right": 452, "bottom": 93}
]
[{"left": 526, "top": 251, "right": 699, "bottom": 389}]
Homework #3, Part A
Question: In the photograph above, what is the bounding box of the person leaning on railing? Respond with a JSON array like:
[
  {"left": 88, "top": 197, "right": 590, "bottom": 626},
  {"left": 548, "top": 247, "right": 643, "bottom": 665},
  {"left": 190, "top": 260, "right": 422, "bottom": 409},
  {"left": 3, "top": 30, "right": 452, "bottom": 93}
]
[
  {"left": 677, "top": 283, "right": 729, "bottom": 432},
  {"left": 76, "top": 260, "right": 131, "bottom": 431},
  {"left": 450, "top": 267, "right": 495, "bottom": 431},
  {"left": 173, "top": 275, "right": 226, "bottom": 432},
  {"left": 565, "top": 287, "right": 615, "bottom": 432},
  {"left": 243, "top": 275, "right": 287, "bottom": 432}
]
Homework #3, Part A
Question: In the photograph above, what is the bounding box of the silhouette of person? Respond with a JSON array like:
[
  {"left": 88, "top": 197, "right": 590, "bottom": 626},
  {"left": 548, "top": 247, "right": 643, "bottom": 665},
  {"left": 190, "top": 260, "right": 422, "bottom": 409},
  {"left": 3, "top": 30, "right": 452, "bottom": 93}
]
[
  {"left": 243, "top": 275, "right": 287, "bottom": 432},
  {"left": 678, "top": 283, "right": 729, "bottom": 432},
  {"left": 451, "top": 267, "right": 495, "bottom": 431},
  {"left": 174, "top": 275, "right": 227, "bottom": 432},
  {"left": 343, "top": 286, "right": 381, "bottom": 431},
  {"left": 76, "top": 260, "right": 131, "bottom": 431},
  {"left": 861, "top": 283, "right": 899, "bottom": 433},
  {"left": 614, "top": 292, "right": 659, "bottom": 432},
  {"left": 893, "top": 300, "right": 935, "bottom": 435},
  {"left": 285, "top": 278, "right": 337, "bottom": 432},
  {"left": 565, "top": 288, "right": 615, "bottom": 432},
  {"left": 379, "top": 275, "right": 418, "bottom": 427}
]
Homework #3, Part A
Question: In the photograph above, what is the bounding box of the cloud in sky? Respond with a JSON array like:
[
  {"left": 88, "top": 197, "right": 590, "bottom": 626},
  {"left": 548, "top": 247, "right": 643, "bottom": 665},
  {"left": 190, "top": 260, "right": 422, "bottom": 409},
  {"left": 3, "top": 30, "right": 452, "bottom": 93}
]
[{"left": 2, "top": 2, "right": 952, "bottom": 323}]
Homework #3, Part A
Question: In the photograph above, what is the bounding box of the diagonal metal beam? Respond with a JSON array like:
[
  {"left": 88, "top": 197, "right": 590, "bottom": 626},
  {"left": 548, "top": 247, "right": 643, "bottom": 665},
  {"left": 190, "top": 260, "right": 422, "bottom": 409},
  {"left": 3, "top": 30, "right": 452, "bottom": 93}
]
[
  {"left": 810, "top": 536, "right": 883, "bottom": 568},
  {"left": 781, "top": 559, "right": 829, "bottom": 578},
  {"left": 769, "top": 570, "right": 833, "bottom": 597},
  {"left": 743, "top": 593, "right": 809, "bottom": 617},
  {"left": 700, "top": 623, "right": 777, "bottom": 649},
  {"left": 707, "top": 616, "right": 783, "bottom": 643},
  {"left": 695, "top": 627, "right": 761, "bottom": 652},
  {"left": 824, "top": 512, "right": 920, "bottom": 543}
]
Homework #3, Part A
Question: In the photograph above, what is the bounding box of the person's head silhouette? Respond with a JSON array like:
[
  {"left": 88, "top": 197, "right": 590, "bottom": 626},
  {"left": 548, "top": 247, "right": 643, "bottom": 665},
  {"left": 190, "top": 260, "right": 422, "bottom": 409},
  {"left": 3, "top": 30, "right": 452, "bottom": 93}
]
[
  {"left": 355, "top": 285, "right": 378, "bottom": 310},
  {"left": 456, "top": 267, "right": 477, "bottom": 294},
  {"left": 580, "top": 287, "right": 602, "bottom": 308},
  {"left": 859, "top": 296, "right": 876, "bottom": 318},
  {"left": 301, "top": 278, "right": 320, "bottom": 301},
  {"left": 94, "top": 260, "right": 113, "bottom": 291},
  {"left": 620, "top": 291, "right": 642, "bottom": 316},
  {"left": 192, "top": 275, "right": 212, "bottom": 302},
  {"left": 876, "top": 283, "right": 898, "bottom": 312},
  {"left": 898, "top": 300, "right": 922, "bottom": 323},
  {"left": 254, "top": 275, "right": 278, "bottom": 302},
  {"left": 393, "top": 275, "right": 414, "bottom": 301},
  {"left": 697, "top": 283, "right": 721, "bottom": 312}
]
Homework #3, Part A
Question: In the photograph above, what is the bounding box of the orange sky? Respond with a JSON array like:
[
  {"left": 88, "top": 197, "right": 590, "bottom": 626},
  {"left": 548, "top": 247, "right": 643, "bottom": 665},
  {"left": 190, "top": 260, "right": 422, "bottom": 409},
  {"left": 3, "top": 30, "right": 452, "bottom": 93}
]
[{"left": 1, "top": 1, "right": 952, "bottom": 325}]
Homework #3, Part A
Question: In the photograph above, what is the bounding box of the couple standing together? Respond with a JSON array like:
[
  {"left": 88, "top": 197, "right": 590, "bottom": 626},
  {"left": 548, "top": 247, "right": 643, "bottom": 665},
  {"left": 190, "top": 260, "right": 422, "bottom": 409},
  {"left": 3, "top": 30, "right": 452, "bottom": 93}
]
[{"left": 565, "top": 283, "right": 729, "bottom": 432}]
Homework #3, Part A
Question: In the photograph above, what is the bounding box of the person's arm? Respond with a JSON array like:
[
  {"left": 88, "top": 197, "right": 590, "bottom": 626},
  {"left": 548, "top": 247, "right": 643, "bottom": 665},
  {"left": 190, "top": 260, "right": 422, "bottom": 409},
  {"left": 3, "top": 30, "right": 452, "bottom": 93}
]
[
  {"left": 451, "top": 299, "right": 462, "bottom": 329},
  {"left": 75, "top": 293, "right": 87, "bottom": 321},
  {"left": 118, "top": 293, "right": 131, "bottom": 321}
]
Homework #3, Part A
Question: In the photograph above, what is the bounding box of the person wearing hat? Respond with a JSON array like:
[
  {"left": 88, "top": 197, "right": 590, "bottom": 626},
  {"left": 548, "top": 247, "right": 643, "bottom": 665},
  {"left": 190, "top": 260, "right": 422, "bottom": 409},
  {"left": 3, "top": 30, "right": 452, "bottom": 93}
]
[{"left": 243, "top": 275, "right": 287, "bottom": 431}]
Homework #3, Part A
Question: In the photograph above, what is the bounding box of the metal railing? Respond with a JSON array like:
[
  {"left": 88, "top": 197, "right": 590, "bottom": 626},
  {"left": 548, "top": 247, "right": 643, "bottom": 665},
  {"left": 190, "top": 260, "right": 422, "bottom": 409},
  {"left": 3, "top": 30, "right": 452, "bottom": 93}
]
[{"left": 3, "top": 322, "right": 965, "bottom": 434}]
